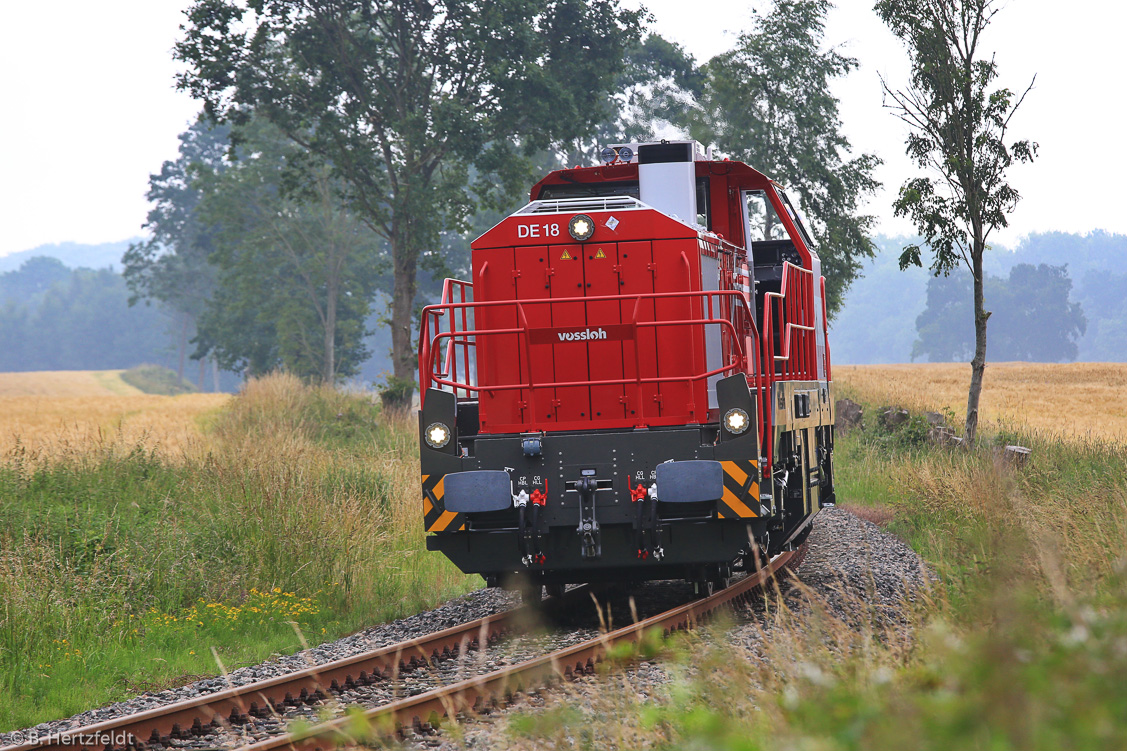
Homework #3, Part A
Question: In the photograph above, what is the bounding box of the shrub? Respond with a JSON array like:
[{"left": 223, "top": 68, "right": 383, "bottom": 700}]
[{"left": 120, "top": 364, "right": 197, "bottom": 395}]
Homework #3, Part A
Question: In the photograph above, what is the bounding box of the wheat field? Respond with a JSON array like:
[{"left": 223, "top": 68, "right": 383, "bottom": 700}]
[
  {"left": 835, "top": 362, "right": 1127, "bottom": 442},
  {"left": 0, "top": 370, "right": 146, "bottom": 397},
  {"left": 0, "top": 371, "right": 230, "bottom": 460}
]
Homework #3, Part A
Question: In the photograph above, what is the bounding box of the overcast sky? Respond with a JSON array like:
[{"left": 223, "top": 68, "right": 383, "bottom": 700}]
[{"left": 1, "top": 0, "right": 1123, "bottom": 258}]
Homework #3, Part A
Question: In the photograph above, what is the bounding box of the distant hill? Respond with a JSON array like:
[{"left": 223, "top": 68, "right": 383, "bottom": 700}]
[{"left": 0, "top": 238, "right": 140, "bottom": 273}]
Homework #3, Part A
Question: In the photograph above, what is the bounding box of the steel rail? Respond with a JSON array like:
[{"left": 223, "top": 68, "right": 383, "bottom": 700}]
[
  {"left": 238, "top": 548, "right": 802, "bottom": 751},
  {"left": 1, "top": 590, "right": 591, "bottom": 751}
]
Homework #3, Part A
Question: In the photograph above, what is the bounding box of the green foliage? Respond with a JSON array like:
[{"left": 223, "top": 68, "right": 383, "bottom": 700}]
[
  {"left": 120, "top": 365, "right": 198, "bottom": 395},
  {"left": 0, "top": 256, "right": 71, "bottom": 306},
  {"left": 914, "top": 263, "right": 1087, "bottom": 362},
  {"left": 213, "top": 374, "right": 383, "bottom": 451},
  {"left": 891, "top": 413, "right": 932, "bottom": 449},
  {"left": 877, "top": 0, "right": 1037, "bottom": 277},
  {"left": 0, "top": 377, "right": 473, "bottom": 729},
  {"left": 377, "top": 375, "right": 416, "bottom": 410},
  {"left": 123, "top": 118, "right": 229, "bottom": 377},
  {"left": 628, "top": 592, "right": 1127, "bottom": 751},
  {"left": 676, "top": 0, "right": 881, "bottom": 317},
  {"left": 562, "top": 33, "right": 702, "bottom": 165},
  {"left": 194, "top": 120, "right": 384, "bottom": 383},
  {"left": 175, "top": 0, "right": 646, "bottom": 392},
  {"left": 123, "top": 117, "right": 227, "bottom": 317},
  {"left": 0, "top": 262, "right": 172, "bottom": 372}
]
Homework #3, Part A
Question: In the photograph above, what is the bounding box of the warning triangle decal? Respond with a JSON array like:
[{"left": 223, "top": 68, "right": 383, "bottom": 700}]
[
  {"left": 594, "top": 248, "right": 606, "bottom": 259},
  {"left": 560, "top": 250, "right": 572, "bottom": 260}
]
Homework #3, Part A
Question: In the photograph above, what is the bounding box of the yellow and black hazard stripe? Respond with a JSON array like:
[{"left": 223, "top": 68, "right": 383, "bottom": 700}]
[
  {"left": 422, "top": 473, "right": 465, "bottom": 533},
  {"left": 718, "top": 459, "right": 761, "bottom": 519}
]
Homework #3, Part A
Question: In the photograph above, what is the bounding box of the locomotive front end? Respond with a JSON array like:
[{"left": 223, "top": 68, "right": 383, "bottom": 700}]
[{"left": 418, "top": 141, "right": 835, "bottom": 592}]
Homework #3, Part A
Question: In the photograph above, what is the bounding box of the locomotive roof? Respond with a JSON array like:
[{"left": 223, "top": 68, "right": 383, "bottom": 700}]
[{"left": 529, "top": 158, "right": 780, "bottom": 203}]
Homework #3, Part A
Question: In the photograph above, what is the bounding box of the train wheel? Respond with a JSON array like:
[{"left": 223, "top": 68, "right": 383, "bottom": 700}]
[
  {"left": 520, "top": 582, "right": 543, "bottom": 605},
  {"left": 693, "top": 580, "right": 714, "bottom": 597},
  {"left": 743, "top": 545, "right": 770, "bottom": 575},
  {"left": 693, "top": 566, "right": 731, "bottom": 597}
]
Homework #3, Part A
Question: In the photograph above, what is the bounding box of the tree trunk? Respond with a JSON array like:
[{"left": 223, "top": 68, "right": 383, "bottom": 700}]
[
  {"left": 177, "top": 313, "right": 190, "bottom": 381},
  {"left": 211, "top": 358, "right": 220, "bottom": 392},
  {"left": 965, "top": 238, "right": 990, "bottom": 447},
  {"left": 198, "top": 357, "right": 207, "bottom": 391},
  {"left": 324, "top": 278, "right": 337, "bottom": 385},
  {"left": 389, "top": 233, "right": 419, "bottom": 406}
]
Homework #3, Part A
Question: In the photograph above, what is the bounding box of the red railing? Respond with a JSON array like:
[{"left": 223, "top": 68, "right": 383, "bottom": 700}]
[
  {"left": 756, "top": 261, "right": 822, "bottom": 471},
  {"left": 419, "top": 260, "right": 830, "bottom": 495},
  {"left": 421, "top": 278, "right": 475, "bottom": 400},
  {"left": 419, "top": 289, "right": 758, "bottom": 429}
]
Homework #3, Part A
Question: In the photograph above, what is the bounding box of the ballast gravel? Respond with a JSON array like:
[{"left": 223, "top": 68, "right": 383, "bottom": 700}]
[
  {"left": 403, "top": 507, "right": 931, "bottom": 750},
  {"left": 0, "top": 588, "right": 520, "bottom": 747},
  {"left": 1, "top": 507, "right": 928, "bottom": 750}
]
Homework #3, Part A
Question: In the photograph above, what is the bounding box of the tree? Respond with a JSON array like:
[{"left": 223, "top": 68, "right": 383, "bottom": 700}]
[
  {"left": 560, "top": 33, "right": 703, "bottom": 166},
  {"left": 0, "top": 264, "right": 171, "bottom": 372},
  {"left": 912, "top": 264, "right": 1086, "bottom": 363},
  {"left": 992, "top": 264, "right": 1086, "bottom": 362},
  {"left": 912, "top": 272, "right": 972, "bottom": 362},
  {"left": 681, "top": 0, "right": 881, "bottom": 316},
  {"left": 123, "top": 117, "right": 229, "bottom": 385},
  {"left": 0, "top": 256, "right": 71, "bottom": 306},
  {"left": 195, "top": 121, "right": 384, "bottom": 383},
  {"left": 876, "top": 0, "right": 1037, "bottom": 446},
  {"left": 176, "top": 0, "right": 644, "bottom": 402}
]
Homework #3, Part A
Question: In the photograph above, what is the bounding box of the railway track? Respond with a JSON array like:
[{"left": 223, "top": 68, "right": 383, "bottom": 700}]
[{"left": 5, "top": 547, "right": 803, "bottom": 751}]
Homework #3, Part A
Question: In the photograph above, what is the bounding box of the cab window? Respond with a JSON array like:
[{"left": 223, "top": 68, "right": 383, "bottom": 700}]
[{"left": 743, "top": 190, "right": 788, "bottom": 242}]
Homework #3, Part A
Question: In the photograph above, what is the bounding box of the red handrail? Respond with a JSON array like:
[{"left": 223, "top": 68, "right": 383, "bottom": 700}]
[
  {"left": 757, "top": 261, "right": 820, "bottom": 474},
  {"left": 419, "top": 262, "right": 830, "bottom": 511},
  {"left": 420, "top": 288, "right": 758, "bottom": 429}
]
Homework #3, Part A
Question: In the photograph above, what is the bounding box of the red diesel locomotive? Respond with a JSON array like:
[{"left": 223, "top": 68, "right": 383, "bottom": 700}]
[{"left": 418, "top": 141, "right": 835, "bottom": 596}]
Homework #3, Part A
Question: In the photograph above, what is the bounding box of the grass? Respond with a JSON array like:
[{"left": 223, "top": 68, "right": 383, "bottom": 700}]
[
  {"left": 0, "top": 373, "right": 476, "bottom": 731},
  {"left": 494, "top": 365, "right": 1127, "bottom": 750},
  {"left": 6, "top": 364, "right": 1125, "bottom": 744},
  {"left": 119, "top": 364, "right": 198, "bottom": 396}
]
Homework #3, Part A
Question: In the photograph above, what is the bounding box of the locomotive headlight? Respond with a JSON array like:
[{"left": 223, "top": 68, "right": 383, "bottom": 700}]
[
  {"left": 617, "top": 146, "right": 634, "bottom": 163},
  {"left": 601, "top": 146, "right": 617, "bottom": 164},
  {"left": 723, "top": 408, "right": 750, "bottom": 435},
  {"left": 424, "top": 422, "right": 451, "bottom": 449},
  {"left": 568, "top": 214, "right": 595, "bottom": 241}
]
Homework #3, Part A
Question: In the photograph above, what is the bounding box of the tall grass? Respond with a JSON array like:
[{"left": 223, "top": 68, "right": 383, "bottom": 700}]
[
  {"left": 0, "top": 374, "right": 475, "bottom": 731},
  {"left": 501, "top": 380, "right": 1127, "bottom": 750}
]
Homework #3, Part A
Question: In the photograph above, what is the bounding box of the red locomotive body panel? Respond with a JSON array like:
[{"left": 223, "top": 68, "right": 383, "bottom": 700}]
[
  {"left": 420, "top": 143, "right": 831, "bottom": 457},
  {"left": 470, "top": 208, "right": 720, "bottom": 434}
]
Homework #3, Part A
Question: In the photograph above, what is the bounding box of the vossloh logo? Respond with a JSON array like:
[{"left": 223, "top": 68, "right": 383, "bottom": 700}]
[
  {"left": 528, "top": 324, "right": 633, "bottom": 345},
  {"left": 557, "top": 327, "right": 607, "bottom": 342}
]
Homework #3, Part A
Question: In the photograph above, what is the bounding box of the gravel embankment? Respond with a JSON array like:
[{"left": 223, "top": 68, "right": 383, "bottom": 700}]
[
  {"left": 0, "top": 590, "right": 519, "bottom": 747},
  {"left": 1, "top": 507, "right": 928, "bottom": 750},
  {"left": 406, "top": 507, "right": 931, "bottom": 750}
]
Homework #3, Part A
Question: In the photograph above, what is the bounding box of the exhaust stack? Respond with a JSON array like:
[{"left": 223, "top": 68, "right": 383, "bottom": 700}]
[{"left": 638, "top": 141, "right": 704, "bottom": 225}]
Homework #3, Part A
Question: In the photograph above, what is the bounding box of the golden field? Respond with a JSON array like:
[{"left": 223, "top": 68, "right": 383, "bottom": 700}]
[
  {"left": 0, "top": 371, "right": 230, "bottom": 460},
  {"left": 0, "top": 370, "right": 144, "bottom": 397},
  {"left": 835, "top": 362, "right": 1127, "bottom": 442}
]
